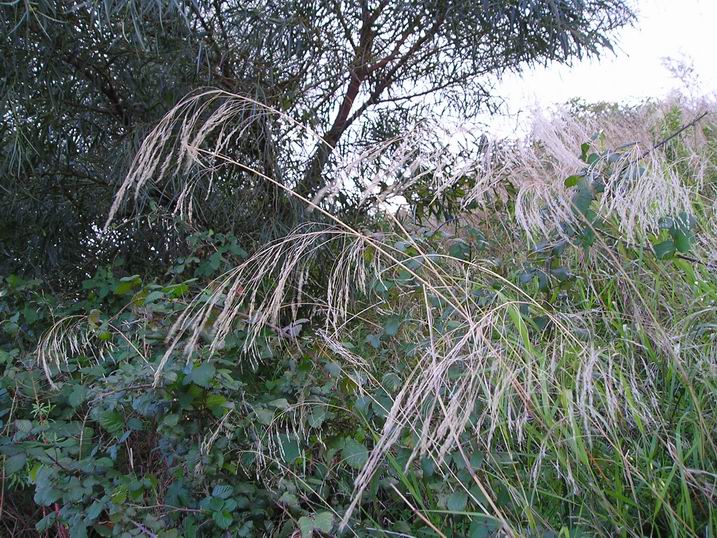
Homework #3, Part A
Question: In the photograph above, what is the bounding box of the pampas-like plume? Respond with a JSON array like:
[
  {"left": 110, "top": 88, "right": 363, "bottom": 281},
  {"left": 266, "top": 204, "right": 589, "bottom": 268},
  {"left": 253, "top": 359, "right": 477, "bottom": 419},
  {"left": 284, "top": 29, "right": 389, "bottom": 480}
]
[{"left": 37, "top": 313, "right": 148, "bottom": 388}]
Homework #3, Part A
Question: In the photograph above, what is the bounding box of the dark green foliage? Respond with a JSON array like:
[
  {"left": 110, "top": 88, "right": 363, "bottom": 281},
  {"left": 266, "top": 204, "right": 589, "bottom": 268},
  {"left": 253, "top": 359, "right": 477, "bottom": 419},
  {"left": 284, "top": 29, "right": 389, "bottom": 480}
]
[
  {"left": 0, "top": 254, "right": 499, "bottom": 536},
  {"left": 1, "top": 0, "right": 633, "bottom": 284}
]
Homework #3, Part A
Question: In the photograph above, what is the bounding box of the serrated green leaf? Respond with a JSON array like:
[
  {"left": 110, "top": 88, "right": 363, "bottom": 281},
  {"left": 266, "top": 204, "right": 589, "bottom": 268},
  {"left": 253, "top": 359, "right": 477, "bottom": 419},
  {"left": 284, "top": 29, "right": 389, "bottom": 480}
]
[
  {"left": 212, "top": 509, "right": 233, "bottom": 529},
  {"left": 212, "top": 485, "right": 233, "bottom": 499},
  {"left": 15, "top": 419, "right": 32, "bottom": 433},
  {"left": 99, "top": 410, "right": 124, "bottom": 436},
  {"left": 278, "top": 434, "right": 301, "bottom": 463}
]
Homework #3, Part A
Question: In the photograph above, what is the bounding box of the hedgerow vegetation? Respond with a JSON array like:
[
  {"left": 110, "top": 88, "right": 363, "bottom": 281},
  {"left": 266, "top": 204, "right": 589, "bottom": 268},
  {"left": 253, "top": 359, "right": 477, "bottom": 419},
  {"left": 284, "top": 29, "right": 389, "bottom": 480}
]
[
  {"left": 3, "top": 95, "right": 717, "bottom": 537},
  {"left": 3, "top": 1, "right": 717, "bottom": 537}
]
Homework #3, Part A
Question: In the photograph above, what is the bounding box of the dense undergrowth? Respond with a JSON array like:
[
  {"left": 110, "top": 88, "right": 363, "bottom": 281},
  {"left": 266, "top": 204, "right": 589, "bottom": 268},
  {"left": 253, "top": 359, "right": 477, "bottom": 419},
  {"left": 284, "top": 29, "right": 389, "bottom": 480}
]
[{"left": 2, "top": 98, "right": 717, "bottom": 537}]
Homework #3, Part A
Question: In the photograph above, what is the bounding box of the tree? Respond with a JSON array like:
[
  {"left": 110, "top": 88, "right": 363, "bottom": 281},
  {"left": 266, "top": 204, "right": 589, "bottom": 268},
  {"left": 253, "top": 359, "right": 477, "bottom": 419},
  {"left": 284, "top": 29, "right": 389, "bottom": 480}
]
[{"left": 0, "top": 0, "right": 633, "bottom": 282}]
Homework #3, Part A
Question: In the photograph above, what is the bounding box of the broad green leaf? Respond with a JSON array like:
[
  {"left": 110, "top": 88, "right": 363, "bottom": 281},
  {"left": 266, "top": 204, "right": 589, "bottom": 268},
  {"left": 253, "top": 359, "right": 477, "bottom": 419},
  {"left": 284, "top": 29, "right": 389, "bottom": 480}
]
[
  {"left": 383, "top": 316, "right": 402, "bottom": 338},
  {"left": 254, "top": 407, "right": 275, "bottom": 426},
  {"left": 99, "top": 410, "right": 124, "bottom": 436},
  {"left": 313, "top": 512, "right": 334, "bottom": 533},
  {"left": 206, "top": 394, "right": 228, "bottom": 416},
  {"left": 449, "top": 240, "right": 470, "bottom": 260},
  {"left": 143, "top": 290, "right": 165, "bottom": 304},
  {"left": 86, "top": 499, "right": 106, "bottom": 520},
  {"left": 365, "top": 334, "right": 381, "bottom": 349},
  {"left": 654, "top": 239, "right": 676, "bottom": 260},
  {"left": 187, "top": 362, "right": 215, "bottom": 388},
  {"left": 113, "top": 275, "right": 141, "bottom": 295},
  {"left": 278, "top": 434, "right": 301, "bottom": 463},
  {"left": 470, "top": 517, "right": 502, "bottom": 538},
  {"left": 212, "top": 485, "right": 233, "bottom": 499},
  {"left": 207, "top": 496, "right": 225, "bottom": 511},
  {"left": 298, "top": 516, "right": 314, "bottom": 538},
  {"left": 580, "top": 142, "right": 590, "bottom": 161},
  {"left": 68, "top": 385, "right": 88, "bottom": 408},
  {"left": 446, "top": 491, "right": 468, "bottom": 511},
  {"left": 212, "top": 510, "right": 233, "bottom": 530},
  {"left": 342, "top": 437, "right": 368, "bottom": 470},
  {"left": 15, "top": 419, "right": 33, "bottom": 433},
  {"left": 278, "top": 492, "right": 300, "bottom": 509},
  {"left": 4, "top": 453, "right": 27, "bottom": 474},
  {"left": 671, "top": 228, "right": 692, "bottom": 253},
  {"left": 308, "top": 406, "right": 327, "bottom": 428},
  {"left": 111, "top": 486, "right": 127, "bottom": 505},
  {"left": 269, "top": 398, "right": 290, "bottom": 409}
]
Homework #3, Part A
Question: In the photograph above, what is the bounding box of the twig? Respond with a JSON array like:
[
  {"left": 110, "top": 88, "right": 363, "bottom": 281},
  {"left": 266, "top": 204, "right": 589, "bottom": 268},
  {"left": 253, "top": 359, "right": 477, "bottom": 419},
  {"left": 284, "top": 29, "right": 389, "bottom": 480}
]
[
  {"left": 640, "top": 111, "right": 710, "bottom": 159},
  {"left": 606, "top": 111, "right": 711, "bottom": 181}
]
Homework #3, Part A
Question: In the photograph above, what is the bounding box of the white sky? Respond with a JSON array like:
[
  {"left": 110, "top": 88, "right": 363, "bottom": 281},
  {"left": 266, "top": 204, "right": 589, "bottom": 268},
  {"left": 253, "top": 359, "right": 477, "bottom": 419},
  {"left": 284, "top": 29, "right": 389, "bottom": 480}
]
[{"left": 483, "top": 0, "right": 717, "bottom": 136}]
